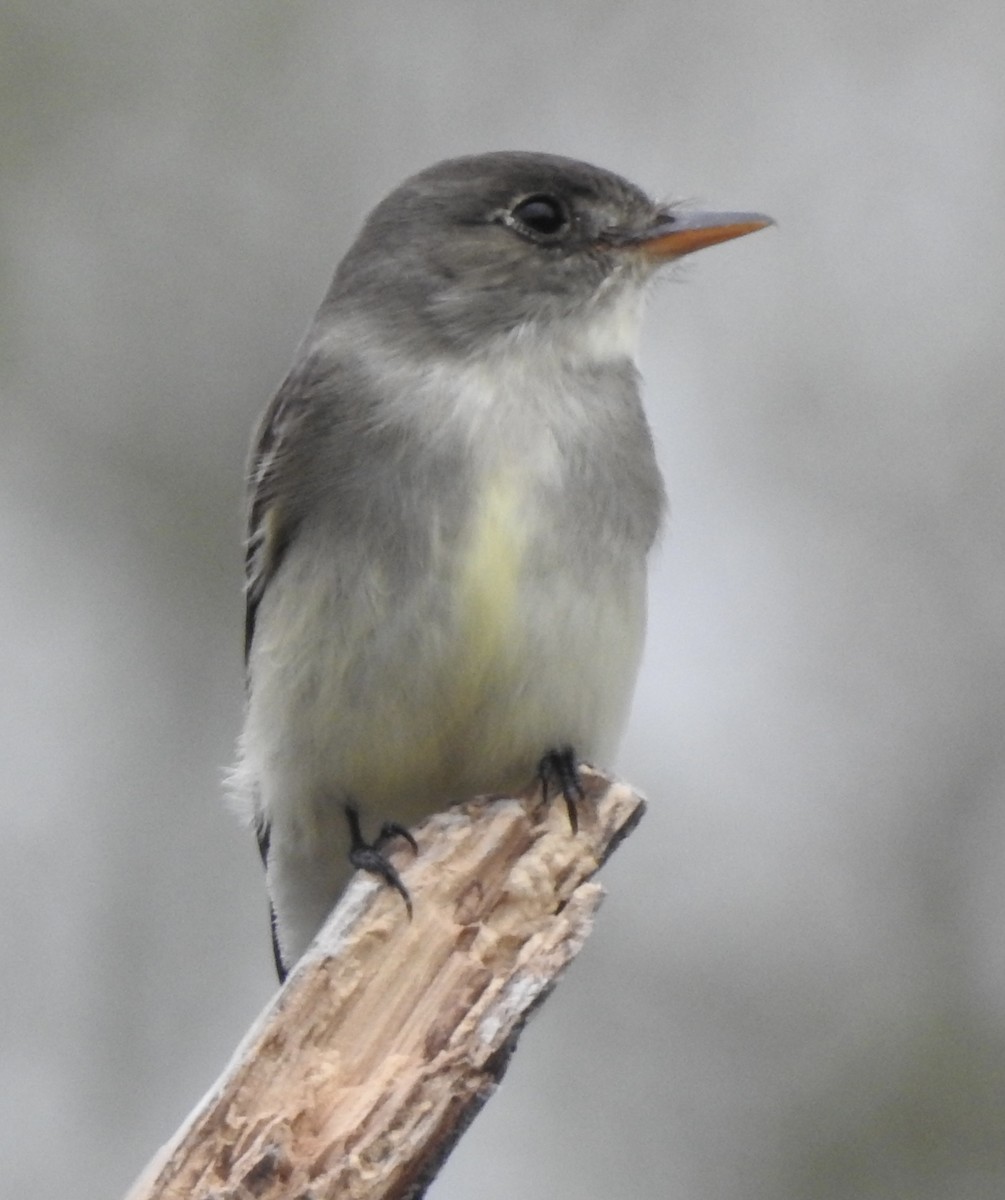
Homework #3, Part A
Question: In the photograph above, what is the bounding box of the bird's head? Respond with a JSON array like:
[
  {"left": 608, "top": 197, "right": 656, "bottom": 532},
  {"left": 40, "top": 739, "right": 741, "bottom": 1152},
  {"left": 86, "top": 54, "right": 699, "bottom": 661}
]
[{"left": 325, "top": 151, "right": 771, "bottom": 360}]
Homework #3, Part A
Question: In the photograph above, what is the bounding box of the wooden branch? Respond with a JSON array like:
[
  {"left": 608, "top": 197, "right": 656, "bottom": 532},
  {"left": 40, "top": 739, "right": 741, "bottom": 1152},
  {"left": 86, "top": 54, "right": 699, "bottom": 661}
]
[{"left": 126, "top": 769, "right": 646, "bottom": 1200}]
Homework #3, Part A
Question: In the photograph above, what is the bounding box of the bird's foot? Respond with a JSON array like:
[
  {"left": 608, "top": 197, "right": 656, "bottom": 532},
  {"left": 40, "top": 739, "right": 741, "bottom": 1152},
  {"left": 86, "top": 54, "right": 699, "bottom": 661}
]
[
  {"left": 344, "top": 803, "right": 418, "bottom": 917},
  {"left": 537, "top": 745, "right": 585, "bottom": 833}
]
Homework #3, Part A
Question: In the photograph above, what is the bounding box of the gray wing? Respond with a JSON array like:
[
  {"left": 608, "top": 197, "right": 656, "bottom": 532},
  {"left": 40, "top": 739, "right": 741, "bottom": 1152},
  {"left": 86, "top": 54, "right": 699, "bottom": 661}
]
[
  {"left": 244, "top": 355, "right": 325, "bottom": 984},
  {"left": 244, "top": 355, "right": 320, "bottom": 665}
]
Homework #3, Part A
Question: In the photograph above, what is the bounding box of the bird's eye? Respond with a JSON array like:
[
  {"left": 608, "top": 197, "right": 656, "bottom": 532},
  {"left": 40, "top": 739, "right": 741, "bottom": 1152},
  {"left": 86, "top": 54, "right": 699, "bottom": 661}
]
[{"left": 508, "top": 194, "right": 570, "bottom": 240}]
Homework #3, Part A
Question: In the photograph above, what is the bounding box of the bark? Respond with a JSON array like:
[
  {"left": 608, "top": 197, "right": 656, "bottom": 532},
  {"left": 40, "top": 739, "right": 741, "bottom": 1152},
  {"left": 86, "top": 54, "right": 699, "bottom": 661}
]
[{"left": 126, "top": 769, "right": 646, "bottom": 1200}]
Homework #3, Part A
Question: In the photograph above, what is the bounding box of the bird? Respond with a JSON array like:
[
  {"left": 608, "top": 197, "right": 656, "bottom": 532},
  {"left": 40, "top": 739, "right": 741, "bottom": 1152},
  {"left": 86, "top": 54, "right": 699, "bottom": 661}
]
[{"left": 230, "top": 151, "right": 771, "bottom": 979}]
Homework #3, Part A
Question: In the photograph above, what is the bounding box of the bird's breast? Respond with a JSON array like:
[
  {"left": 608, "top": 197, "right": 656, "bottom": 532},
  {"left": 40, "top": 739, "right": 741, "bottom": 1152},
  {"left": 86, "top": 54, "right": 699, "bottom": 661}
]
[{"left": 454, "top": 464, "right": 527, "bottom": 679}]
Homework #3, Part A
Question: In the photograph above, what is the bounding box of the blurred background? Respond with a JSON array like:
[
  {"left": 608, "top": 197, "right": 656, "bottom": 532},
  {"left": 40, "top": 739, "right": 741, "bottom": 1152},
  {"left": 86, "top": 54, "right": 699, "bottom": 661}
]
[{"left": 3, "top": 2, "right": 1004, "bottom": 1197}]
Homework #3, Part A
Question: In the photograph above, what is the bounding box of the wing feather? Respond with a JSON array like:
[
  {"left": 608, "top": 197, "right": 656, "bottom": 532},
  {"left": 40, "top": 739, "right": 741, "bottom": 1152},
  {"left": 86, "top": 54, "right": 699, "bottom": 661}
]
[{"left": 243, "top": 359, "right": 318, "bottom": 664}]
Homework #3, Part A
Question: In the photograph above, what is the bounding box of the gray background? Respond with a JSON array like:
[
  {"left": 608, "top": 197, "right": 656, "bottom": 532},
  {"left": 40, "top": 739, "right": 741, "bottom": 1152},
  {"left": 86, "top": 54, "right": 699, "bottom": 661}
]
[{"left": 3, "top": 3, "right": 1004, "bottom": 1197}]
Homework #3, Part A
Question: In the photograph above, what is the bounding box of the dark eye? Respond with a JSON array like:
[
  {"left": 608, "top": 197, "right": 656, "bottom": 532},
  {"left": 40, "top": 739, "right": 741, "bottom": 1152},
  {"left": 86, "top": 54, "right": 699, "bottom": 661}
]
[{"left": 508, "top": 194, "right": 570, "bottom": 239}]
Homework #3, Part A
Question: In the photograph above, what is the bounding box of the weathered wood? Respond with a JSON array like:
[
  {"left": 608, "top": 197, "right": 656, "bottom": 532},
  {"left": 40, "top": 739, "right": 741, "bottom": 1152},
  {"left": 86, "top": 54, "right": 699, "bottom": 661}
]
[{"left": 126, "top": 769, "right": 645, "bottom": 1200}]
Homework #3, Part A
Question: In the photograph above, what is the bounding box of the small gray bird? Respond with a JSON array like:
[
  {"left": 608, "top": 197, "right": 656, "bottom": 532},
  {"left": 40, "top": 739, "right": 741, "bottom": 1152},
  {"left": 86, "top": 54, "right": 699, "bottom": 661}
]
[{"left": 231, "top": 151, "right": 770, "bottom": 979}]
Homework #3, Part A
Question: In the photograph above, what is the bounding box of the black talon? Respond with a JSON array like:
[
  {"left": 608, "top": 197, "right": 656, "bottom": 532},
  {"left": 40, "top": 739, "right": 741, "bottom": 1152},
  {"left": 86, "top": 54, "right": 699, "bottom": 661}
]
[
  {"left": 344, "top": 803, "right": 416, "bottom": 918},
  {"left": 375, "top": 820, "right": 419, "bottom": 857},
  {"left": 538, "top": 745, "right": 585, "bottom": 833}
]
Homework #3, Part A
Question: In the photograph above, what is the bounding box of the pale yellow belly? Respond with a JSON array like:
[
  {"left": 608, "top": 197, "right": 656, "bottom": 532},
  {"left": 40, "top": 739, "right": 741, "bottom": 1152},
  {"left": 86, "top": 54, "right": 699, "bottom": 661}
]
[{"left": 333, "top": 466, "right": 644, "bottom": 814}]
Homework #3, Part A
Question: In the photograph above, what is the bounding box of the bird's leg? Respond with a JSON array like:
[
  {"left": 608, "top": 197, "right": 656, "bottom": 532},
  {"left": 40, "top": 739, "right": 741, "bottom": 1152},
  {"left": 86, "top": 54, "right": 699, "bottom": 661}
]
[
  {"left": 537, "top": 745, "right": 585, "bottom": 833},
  {"left": 344, "top": 802, "right": 417, "bottom": 917}
]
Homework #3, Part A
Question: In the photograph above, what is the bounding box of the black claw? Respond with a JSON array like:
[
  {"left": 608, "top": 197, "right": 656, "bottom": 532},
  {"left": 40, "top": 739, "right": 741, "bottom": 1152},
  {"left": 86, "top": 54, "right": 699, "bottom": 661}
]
[
  {"left": 538, "top": 745, "right": 585, "bottom": 833},
  {"left": 344, "top": 803, "right": 416, "bottom": 917},
  {"left": 376, "top": 820, "right": 419, "bottom": 857}
]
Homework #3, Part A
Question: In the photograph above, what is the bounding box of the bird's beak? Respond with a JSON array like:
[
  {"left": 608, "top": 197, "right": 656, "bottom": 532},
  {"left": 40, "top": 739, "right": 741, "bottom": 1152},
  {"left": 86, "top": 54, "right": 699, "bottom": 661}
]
[{"left": 615, "top": 211, "right": 774, "bottom": 260}]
